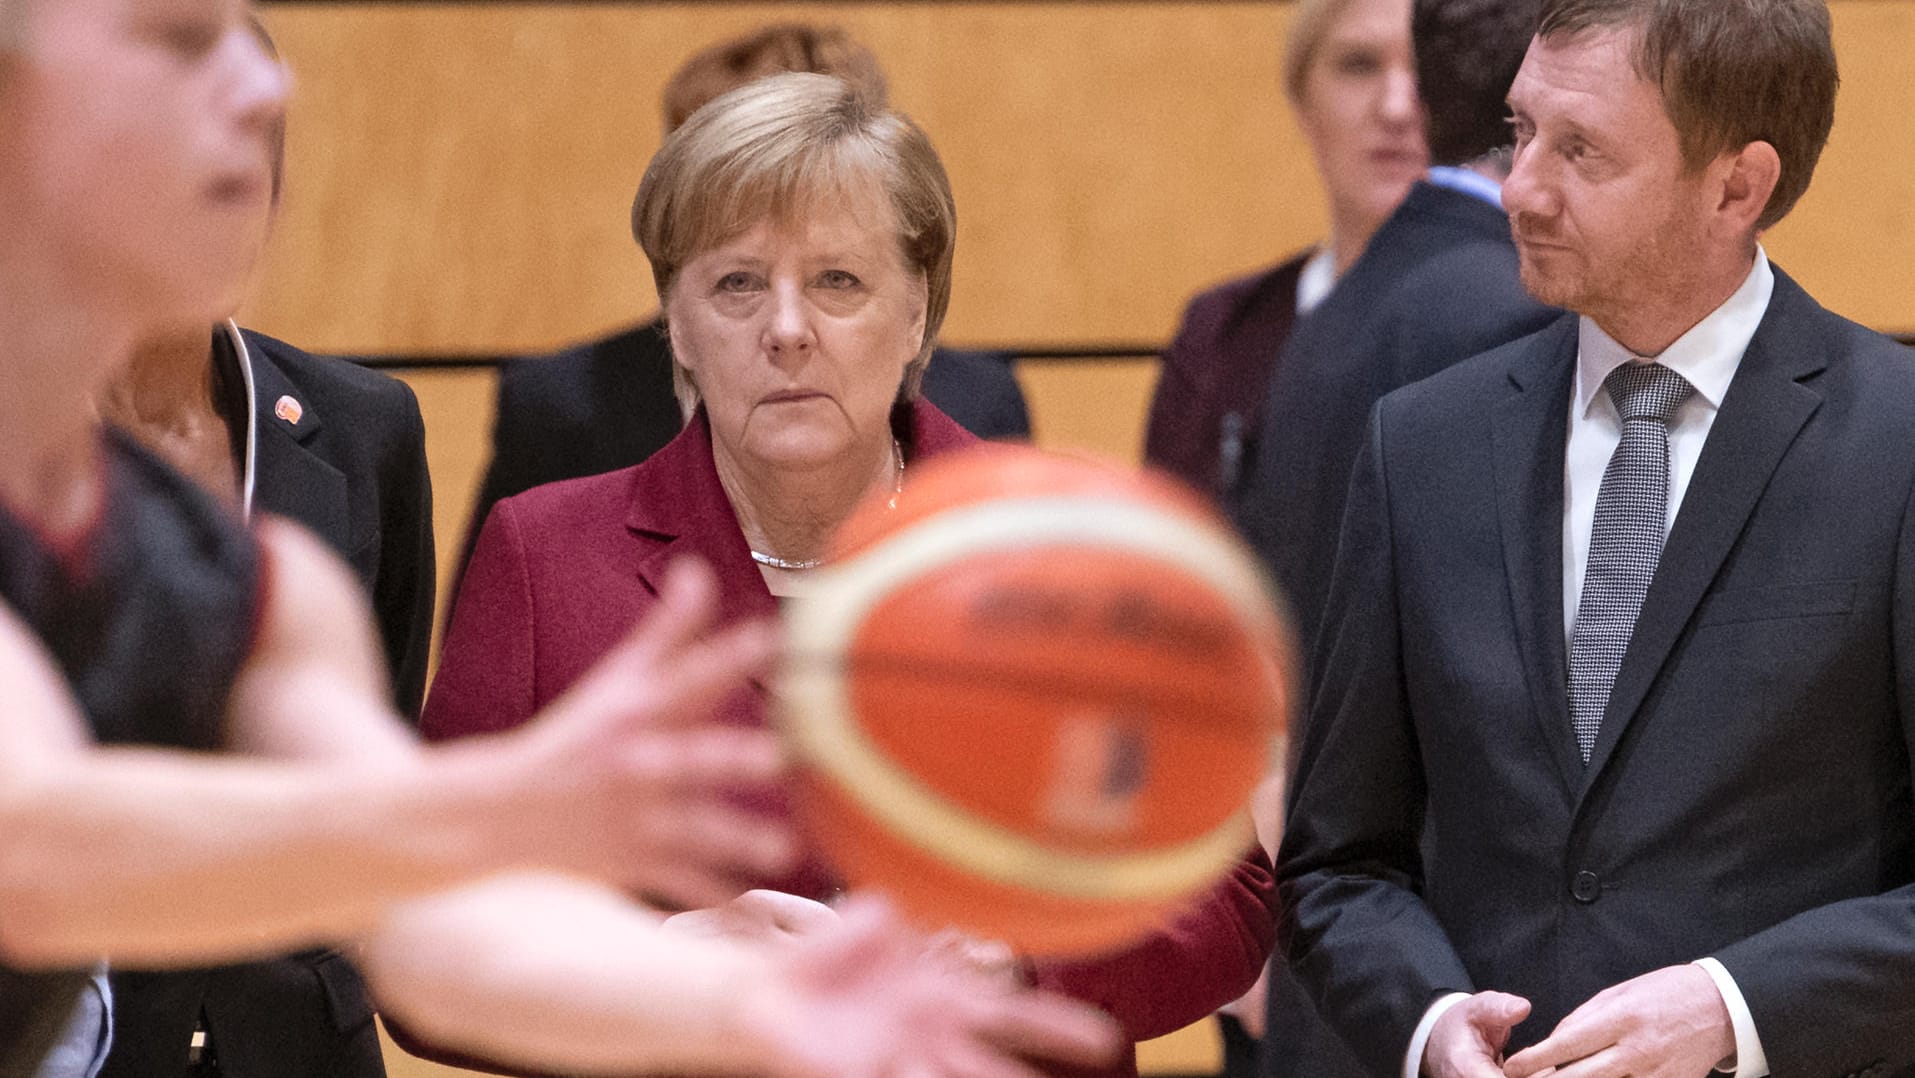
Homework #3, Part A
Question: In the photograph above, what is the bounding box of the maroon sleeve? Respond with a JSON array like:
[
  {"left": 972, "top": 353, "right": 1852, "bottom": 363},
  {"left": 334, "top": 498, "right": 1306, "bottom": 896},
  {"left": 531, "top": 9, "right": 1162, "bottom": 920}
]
[
  {"left": 1143, "top": 293, "right": 1230, "bottom": 492},
  {"left": 1026, "top": 846, "right": 1276, "bottom": 1042},
  {"left": 419, "top": 499, "right": 539, "bottom": 742}
]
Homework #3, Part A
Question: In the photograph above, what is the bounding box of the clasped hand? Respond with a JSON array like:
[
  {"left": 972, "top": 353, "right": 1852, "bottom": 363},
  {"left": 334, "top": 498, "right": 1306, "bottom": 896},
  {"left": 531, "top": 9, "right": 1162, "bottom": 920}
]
[{"left": 1424, "top": 966, "right": 1734, "bottom": 1078}]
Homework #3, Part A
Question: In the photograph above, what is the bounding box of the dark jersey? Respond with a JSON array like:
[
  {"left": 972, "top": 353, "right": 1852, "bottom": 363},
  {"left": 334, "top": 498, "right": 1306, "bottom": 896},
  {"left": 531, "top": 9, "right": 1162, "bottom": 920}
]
[{"left": 0, "top": 431, "right": 260, "bottom": 1075}]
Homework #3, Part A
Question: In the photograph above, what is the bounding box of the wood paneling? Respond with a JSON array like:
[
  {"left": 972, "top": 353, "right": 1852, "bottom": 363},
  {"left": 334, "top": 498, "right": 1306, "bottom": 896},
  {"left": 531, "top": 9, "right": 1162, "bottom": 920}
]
[{"left": 245, "top": 3, "right": 1309, "bottom": 354}]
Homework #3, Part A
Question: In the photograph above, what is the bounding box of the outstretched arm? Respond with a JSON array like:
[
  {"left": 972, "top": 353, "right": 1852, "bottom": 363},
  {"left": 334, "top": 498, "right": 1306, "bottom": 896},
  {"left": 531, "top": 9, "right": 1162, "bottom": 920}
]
[
  {"left": 0, "top": 520, "right": 790, "bottom": 968},
  {"left": 366, "top": 877, "right": 1121, "bottom": 1078}
]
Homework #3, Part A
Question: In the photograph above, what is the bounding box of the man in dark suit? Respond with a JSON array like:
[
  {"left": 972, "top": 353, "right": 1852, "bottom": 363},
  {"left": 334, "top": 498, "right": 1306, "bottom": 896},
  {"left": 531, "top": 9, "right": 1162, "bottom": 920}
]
[
  {"left": 1238, "top": 3, "right": 1554, "bottom": 1074},
  {"left": 100, "top": 323, "right": 434, "bottom": 1078},
  {"left": 1280, "top": 2, "right": 1915, "bottom": 1076},
  {"left": 1233, "top": 0, "right": 1553, "bottom": 651}
]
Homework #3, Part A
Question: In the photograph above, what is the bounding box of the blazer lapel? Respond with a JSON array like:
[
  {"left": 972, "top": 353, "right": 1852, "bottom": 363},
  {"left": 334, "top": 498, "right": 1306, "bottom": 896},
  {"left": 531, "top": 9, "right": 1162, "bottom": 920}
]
[
  {"left": 246, "top": 344, "right": 352, "bottom": 548},
  {"left": 1580, "top": 270, "right": 1829, "bottom": 785},
  {"left": 624, "top": 414, "right": 778, "bottom": 688},
  {"left": 1491, "top": 318, "right": 1584, "bottom": 796}
]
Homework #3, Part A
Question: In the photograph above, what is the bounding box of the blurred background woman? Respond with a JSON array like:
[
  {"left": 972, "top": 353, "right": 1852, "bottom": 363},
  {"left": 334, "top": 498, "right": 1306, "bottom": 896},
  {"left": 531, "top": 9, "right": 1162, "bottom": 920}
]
[
  {"left": 1143, "top": 0, "right": 1424, "bottom": 499},
  {"left": 423, "top": 71, "right": 1275, "bottom": 1078},
  {"left": 1141, "top": 1, "right": 1423, "bottom": 1074}
]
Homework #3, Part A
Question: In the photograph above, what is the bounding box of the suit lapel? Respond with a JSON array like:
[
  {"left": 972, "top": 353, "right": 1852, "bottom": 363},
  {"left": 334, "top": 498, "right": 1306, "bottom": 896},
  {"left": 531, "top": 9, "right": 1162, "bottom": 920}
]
[
  {"left": 1580, "top": 270, "right": 1829, "bottom": 785},
  {"left": 1491, "top": 318, "right": 1583, "bottom": 796},
  {"left": 244, "top": 340, "right": 353, "bottom": 549}
]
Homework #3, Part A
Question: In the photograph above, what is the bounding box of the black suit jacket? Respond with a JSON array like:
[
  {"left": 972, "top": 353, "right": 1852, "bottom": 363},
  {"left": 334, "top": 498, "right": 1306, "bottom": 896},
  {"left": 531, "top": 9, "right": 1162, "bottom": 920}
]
[
  {"left": 102, "top": 328, "right": 434, "bottom": 1078},
  {"left": 1279, "top": 268, "right": 1915, "bottom": 1078},
  {"left": 1231, "top": 183, "right": 1556, "bottom": 1078},
  {"left": 456, "top": 319, "right": 1029, "bottom": 589},
  {"left": 1233, "top": 181, "right": 1558, "bottom": 654}
]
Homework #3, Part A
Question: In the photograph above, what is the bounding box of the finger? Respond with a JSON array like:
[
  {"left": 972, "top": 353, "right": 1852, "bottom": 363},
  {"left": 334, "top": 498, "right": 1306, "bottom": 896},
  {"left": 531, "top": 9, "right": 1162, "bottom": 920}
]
[
  {"left": 620, "top": 556, "right": 723, "bottom": 667},
  {"left": 629, "top": 865, "right": 753, "bottom": 913},
  {"left": 644, "top": 806, "right": 796, "bottom": 878},
  {"left": 1504, "top": 1025, "right": 1613, "bottom": 1078},
  {"left": 970, "top": 992, "right": 1121, "bottom": 1067},
  {"left": 630, "top": 619, "right": 779, "bottom": 728},
  {"left": 1522, "top": 1046, "right": 1625, "bottom": 1078},
  {"left": 752, "top": 891, "right": 841, "bottom": 936},
  {"left": 931, "top": 1037, "right": 1050, "bottom": 1078},
  {"left": 619, "top": 727, "right": 786, "bottom": 789}
]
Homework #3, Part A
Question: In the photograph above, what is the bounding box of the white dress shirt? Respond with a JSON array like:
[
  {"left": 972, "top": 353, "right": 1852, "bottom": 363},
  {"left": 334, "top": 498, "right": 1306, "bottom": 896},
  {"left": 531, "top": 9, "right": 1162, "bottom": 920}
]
[{"left": 1404, "top": 249, "right": 1775, "bottom": 1078}]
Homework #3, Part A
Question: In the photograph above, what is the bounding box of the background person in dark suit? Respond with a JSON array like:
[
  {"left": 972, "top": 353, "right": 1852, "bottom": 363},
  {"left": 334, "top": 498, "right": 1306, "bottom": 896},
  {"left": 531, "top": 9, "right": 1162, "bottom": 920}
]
[
  {"left": 461, "top": 24, "right": 1030, "bottom": 591},
  {"left": 1278, "top": 2, "right": 1915, "bottom": 1076},
  {"left": 1144, "top": 0, "right": 1426, "bottom": 502},
  {"left": 1230, "top": 2, "right": 1553, "bottom": 1075},
  {"left": 95, "top": 324, "right": 433, "bottom": 1078}
]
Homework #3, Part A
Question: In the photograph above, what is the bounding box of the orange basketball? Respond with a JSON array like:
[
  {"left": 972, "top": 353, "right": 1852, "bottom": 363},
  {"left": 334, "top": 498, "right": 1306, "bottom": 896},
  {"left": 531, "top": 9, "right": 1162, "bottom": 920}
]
[{"left": 777, "top": 443, "right": 1293, "bottom": 956}]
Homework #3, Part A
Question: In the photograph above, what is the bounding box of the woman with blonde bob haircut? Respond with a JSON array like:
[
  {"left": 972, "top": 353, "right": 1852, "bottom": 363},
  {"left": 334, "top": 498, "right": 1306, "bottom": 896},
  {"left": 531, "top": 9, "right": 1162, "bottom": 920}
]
[
  {"left": 428, "top": 71, "right": 1277, "bottom": 1078},
  {"left": 634, "top": 71, "right": 954, "bottom": 419}
]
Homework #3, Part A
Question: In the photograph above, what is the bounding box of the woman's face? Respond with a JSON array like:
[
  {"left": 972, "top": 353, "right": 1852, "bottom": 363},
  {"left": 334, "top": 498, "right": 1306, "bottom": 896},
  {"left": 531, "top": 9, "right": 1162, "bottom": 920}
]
[
  {"left": 1293, "top": 0, "right": 1427, "bottom": 245},
  {"left": 2, "top": 0, "right": 287, "bottom": 325},
  {"left": 666, "top": 178, "right": 928, "bottom": 474}
]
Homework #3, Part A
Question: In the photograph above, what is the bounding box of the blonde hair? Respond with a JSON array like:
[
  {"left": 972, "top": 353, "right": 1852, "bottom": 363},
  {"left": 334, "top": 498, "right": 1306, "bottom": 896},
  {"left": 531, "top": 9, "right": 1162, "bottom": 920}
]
[
  {"left": 1283, "top": 0, "right": 1362, "bottom": 102},
  {"left": 632, "top": 72, "right": 955, "bottom": 414}
]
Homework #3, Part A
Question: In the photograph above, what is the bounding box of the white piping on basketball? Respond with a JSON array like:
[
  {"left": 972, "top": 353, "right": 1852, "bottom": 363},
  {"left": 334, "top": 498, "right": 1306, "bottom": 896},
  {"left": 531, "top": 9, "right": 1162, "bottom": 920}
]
[{"left": 778, "top": 494, "right": 1281, "bottom": 902}]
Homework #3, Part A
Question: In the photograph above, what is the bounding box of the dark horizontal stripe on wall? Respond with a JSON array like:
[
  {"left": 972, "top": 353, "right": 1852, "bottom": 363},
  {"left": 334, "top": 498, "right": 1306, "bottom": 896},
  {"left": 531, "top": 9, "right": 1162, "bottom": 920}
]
[{"left": 353, "top": 334, "right": 1915, "bottom": 371}]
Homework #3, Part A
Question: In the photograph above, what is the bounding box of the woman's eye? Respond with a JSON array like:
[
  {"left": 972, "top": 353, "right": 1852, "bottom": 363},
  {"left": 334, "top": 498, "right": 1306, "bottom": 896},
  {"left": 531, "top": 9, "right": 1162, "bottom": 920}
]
[
  {"left": 817, "top": 270, "right": 861, "bottom": 289},
  {"left": 1334, "top": 50, "right": 1381, "bottom": 77},
  {"left": 153, "top": 19, "right": 222, "bottom": 59},
  {"left": 715, "top": 272, "right": 759, "bottom": 293}
]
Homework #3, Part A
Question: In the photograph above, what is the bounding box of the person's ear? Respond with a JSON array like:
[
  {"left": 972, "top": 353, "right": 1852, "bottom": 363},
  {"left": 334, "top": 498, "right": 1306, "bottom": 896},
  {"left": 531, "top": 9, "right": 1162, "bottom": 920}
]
[{"left": 1713, "top": 139, "right": 1781, "bottom": 236}]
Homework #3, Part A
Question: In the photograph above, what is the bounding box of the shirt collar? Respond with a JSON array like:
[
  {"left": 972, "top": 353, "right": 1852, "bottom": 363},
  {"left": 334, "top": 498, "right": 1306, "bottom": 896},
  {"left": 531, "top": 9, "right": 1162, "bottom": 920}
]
[
  {"left": 1575, "top": 247, "right": 1773, "bottom": 419},
  {"left": 1296, "top": 246, "right": 1337, "bottom": 315},
  {"left": 217, "top": 319, "right": 259, "bottom": 520},
  {"left": 1424, "top": 165, "right": 1505, "bottom": 210}
]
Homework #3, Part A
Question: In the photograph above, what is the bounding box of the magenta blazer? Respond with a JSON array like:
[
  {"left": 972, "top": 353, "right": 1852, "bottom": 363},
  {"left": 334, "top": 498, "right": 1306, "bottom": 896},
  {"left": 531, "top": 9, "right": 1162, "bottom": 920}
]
[{"left": 423, "top": 399, "right": 1275, "bottom": 1077}]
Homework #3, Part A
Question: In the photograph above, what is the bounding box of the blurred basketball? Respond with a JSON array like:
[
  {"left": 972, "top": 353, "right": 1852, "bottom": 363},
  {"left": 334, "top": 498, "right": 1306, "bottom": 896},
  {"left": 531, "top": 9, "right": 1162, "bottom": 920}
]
[{"left": 777, "top": 443, "right": 1292, "bottom": 956}]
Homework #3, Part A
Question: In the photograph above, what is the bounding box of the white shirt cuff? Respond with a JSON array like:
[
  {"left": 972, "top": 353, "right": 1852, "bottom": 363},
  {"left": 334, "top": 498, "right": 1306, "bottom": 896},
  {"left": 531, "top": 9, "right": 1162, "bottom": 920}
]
[
  {"left": 1403, "top": 992, "right": 1472, "bottom": 1078},
  {"left": 1693, "top": 957, "right": 1769, "bottom": 1077}
]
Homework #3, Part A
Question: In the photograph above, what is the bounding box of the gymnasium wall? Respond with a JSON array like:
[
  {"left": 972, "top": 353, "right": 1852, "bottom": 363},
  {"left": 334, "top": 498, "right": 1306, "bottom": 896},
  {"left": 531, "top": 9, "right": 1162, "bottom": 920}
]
[{"left": 245, "top": 3, "right": 1915, "bottom": 1071}]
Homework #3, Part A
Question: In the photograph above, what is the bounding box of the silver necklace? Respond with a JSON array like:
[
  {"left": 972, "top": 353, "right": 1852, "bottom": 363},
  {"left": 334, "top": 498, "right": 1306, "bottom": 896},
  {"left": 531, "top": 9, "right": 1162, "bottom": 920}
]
[{"left": 750, "top": 438, "right": 904, "bottom": 572}]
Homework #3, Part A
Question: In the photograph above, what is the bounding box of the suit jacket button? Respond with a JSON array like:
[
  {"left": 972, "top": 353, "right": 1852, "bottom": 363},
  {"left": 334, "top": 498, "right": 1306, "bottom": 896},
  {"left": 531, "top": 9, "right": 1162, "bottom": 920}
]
[{"left": 1571, "top": 871, "right": 1601, "bottom": 903}]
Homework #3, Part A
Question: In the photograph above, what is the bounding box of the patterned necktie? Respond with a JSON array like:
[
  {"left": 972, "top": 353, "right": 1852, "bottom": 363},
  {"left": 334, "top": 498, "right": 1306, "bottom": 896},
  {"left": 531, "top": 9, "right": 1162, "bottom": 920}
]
[{"left": 1568, "top": 361, "right": 1694, "bottom": 762}]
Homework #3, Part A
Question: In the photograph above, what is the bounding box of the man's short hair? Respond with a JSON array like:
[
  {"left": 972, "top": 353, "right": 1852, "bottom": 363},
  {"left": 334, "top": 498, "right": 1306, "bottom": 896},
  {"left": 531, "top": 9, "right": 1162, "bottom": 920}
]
[
  {"left": 661, "top": 24, "right": 888, "bottom": 134},
  {"left": 1538, "top": 0, "right": 1836, "bottom": 230},
  {"left": 1413, "top": 0, "right": 1543, "bottom": 166}
]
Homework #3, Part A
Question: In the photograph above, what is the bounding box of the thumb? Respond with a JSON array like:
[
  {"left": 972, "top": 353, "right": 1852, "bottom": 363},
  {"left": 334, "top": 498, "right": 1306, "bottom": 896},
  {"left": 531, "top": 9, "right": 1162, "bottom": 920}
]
[{"left": 1474, "top": 991, "right": 1531, "bottom": 1030}]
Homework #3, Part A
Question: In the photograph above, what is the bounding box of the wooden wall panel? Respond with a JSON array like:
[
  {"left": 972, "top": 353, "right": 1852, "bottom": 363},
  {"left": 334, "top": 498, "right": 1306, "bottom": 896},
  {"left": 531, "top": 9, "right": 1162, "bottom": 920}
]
[{"left": 245, "top": 2, "right": 1310, "bottom": 354}]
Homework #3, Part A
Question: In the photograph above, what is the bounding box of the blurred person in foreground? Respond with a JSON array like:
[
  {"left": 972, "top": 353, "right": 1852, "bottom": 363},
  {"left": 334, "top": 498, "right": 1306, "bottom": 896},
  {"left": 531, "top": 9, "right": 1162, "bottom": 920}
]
[
  {"left": 1280, "top": 0, "right": 1915, "bottom": 1075},
  {"left": 89, "top": 17, "right": 428, "bottom": 1078},
  {"left": 1145, "top": 0, "right": 1426, "bottom": 500},
  {"left": 423, "top": 71, "right": 1276, "bottom": 1078},
  {"left": 0, "top": 3, "right": 1117, "bottom": 1076},
  {"left": 461, "top": 23, "right": 1030, "bottom": 594}
]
